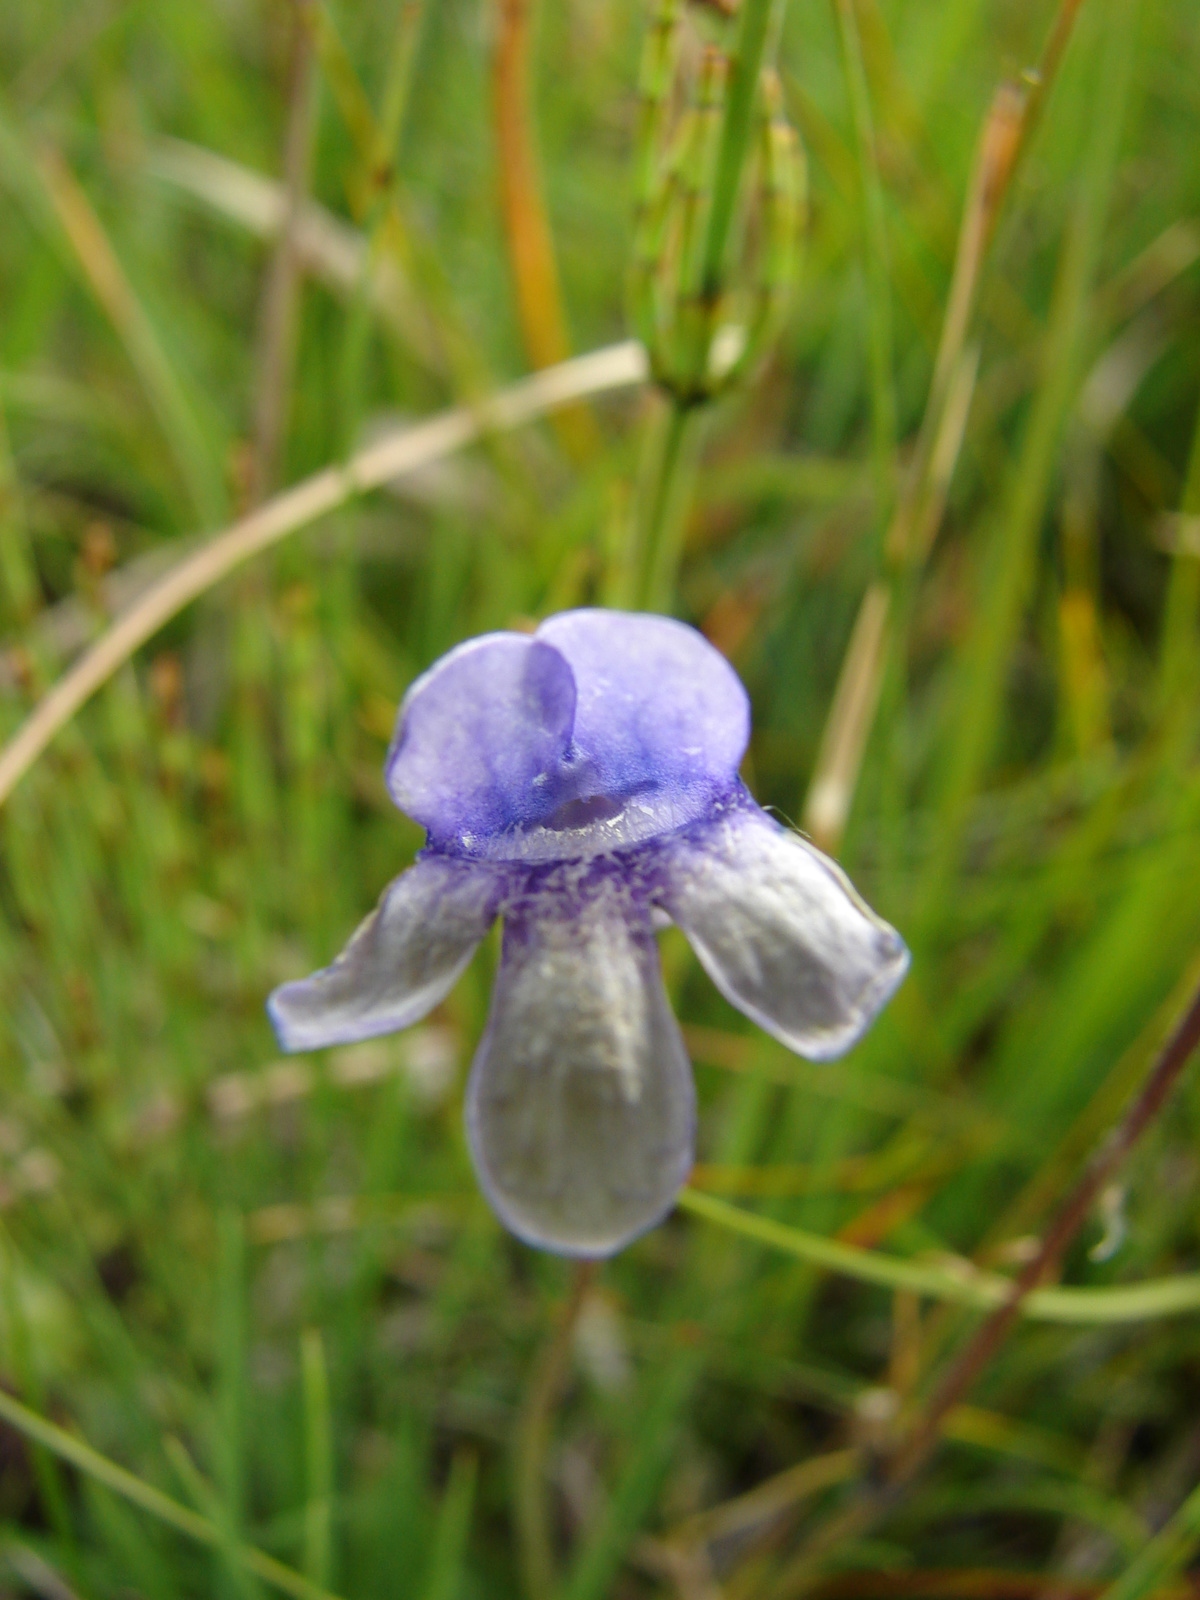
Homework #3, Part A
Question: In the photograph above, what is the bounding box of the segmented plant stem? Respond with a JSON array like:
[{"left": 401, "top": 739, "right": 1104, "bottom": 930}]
[{"left": 627, "top": 0, "right": 787, "bottom": 613}]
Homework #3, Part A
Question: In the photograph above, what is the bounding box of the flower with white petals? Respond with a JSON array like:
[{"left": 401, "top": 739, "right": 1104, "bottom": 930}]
[{"left": 268, "top": 609, "right": 908, "bottom": 1257}]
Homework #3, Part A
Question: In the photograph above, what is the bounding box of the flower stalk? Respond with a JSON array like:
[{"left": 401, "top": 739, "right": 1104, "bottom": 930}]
[
  {"left": 624, "top": 0, "right": 801, "bottom": 611},
  {"left": 624, "top": 395, "right": 702, "bottom": 613},
  {"left": 832, "top": 0, "right": 895, "bottom": 515},
  {"left": 699, "top": 0, "right": 787, "bottom": 300}
]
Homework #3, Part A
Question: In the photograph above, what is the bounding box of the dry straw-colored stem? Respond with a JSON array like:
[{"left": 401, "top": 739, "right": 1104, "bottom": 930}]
[
  {"left": 0, "top": 341, "right": 648, "bottom": 809},
  {"left": 801, "top": 579, "right": 890, "bottom": 850},
  {"left": 149, "top": 139, "right": 441, "bottom": 370},
  {"left": 800, "top": 38, "right": 1057, "bottom": 855}
]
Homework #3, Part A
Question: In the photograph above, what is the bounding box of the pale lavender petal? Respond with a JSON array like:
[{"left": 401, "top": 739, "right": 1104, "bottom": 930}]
[
  {"left": 658, "top": 799, "right": 909, "bottom": 1061},
  {"left": 466, "top": 874, "right": 695, "bottom": 1257},
  {"left": 385, "top": 633, "right": 576, "bottom": 849},
  {"left": 536, "top": 609, "right": 749, "bottom": 810},
  {"left": 268, "top": 856, "right": 502, "bottom": 1051}
]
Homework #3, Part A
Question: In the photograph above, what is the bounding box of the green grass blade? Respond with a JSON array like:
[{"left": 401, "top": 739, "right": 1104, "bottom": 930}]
[
  {"left": 919, "top": 0, "right": 1142, "bottom": 929},
  {"left": 833, "top": 0, "right": 896, "bottom": 514},
  {"left": 0, "top": 95, "right": 225, "bottom": 528},
  {"left": 418, "top": 1450, "right": 477, "bottom": 1600},
  {"left": 1098, "top": 1476, "right": 1200, "bottom": 1600},
  {"left": 0, "top": 1388, "right": 344, "bottom": 1600},
  {"left": 678, "top": 1188, "right": 1200, "bottom": 1323},
  {"left": 300, "top": 1329, "right": 334, "bottom": 1592}
]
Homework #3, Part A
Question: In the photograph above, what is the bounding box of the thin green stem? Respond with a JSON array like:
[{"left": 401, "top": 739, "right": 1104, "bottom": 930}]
[
  {"left": 1157, "top": 391, "right": 1200, "bottom": 711},
  {"left": 918, "top": 0, "right": 1139, "bottom": 933},
  {"left": 164, "top": 1436, "right": 260, "bottom": 1600},
  {"left": 0, "top": 97, "right": 225, "bottom": 528},
  {"left": 677, "top": 1187, "right": 1200, "bottom": 1324},
  {"left": 335, "top": 0, "right": 430, "bottom": 455},
  {"left": 0, "top": 1388, "right": 345, "bottom": 1600},
  {"left": 0, "top": 401, "right": 37, "bottom": 626},
  {"left": 0, "top": 1231, "right": 74, "bottom": 1552},
  {"left": 514, "top": 1263, "right": 596, "bottom": 1600},
  {"left": 699, "top": 0, "right": 783, "bottom": 299},
  {"left": 248, "top": 10, "right": 318, "bottom": 504},
  {"left": 216, "top": 1210, "right": 249, "bottom": 1600},
  {"left": 300, "top": 1330, "right": 334, "bottom": 1591},
  {"left": 421, "top": 1451, "right": 479, "bottom": 1600},
  {"left": 379, "top": 0, "right": 427, "bottom": 151},
  {"left": 833, "top": 0, "right": 896, "bottom": 515},
  {"left": 637, "top": 398, "right": 702, "bottom": 612},
  {"left": 1098, "top": 1475, "right": 1200, "bottom": 1600}
]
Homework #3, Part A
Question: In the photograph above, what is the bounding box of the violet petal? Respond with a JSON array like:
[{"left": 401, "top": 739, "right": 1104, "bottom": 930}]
[
  {"left": 536, "top": 609, "right": 749, "bottom": 812},
  {"left": 385, "top": 633, "right": 576, "bottom": 849}
]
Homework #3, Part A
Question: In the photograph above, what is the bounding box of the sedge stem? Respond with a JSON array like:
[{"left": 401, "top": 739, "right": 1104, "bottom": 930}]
[{"left": 699, "top": 0, "right": 783, "bottom": 299}]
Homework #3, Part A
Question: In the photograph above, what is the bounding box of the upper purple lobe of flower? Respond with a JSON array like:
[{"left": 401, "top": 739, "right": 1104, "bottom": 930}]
[
  {"left": 270, "top": 608, "right": 908, "bottom": 1259},
  {"left": 385, "top": 609, "right": 750, "bottom": 857}
]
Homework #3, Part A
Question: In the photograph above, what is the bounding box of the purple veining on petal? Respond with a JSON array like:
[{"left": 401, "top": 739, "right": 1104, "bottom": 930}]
[
  {"left": 269, "top": 611, "right": 910, "bottom": 1261},
  {"left": 385, "top": 610, "right": 750, "bottom": 860},
  {"left": 465, "top": 861, "right": 695, "bottom": 1257},
  {"left": 535, "top": 608, "right": 749, "bottom": 815},
  {"left": 385, "top": 632, "right": 577, "bottom": 849}
]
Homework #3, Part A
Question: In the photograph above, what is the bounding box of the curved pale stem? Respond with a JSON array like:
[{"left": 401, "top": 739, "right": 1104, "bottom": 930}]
[{"left": 0, "top": 341, "right": 648, "bottom": 809}]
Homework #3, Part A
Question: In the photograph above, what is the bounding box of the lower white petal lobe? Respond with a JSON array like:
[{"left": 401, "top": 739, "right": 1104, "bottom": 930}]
[
  {"left": 466, "top": 872, "right": 695, "bottom": 1257},
  {"left": 269, "top": 856, "right": 500, "bottom": 1052},
  {"left": 659, "top": 800, "right": 909, "bottom": 1061}
]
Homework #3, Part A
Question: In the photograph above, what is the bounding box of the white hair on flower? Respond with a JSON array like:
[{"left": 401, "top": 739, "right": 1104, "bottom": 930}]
[{"left": 269, "top": 609, "right": 908, "bottom": 1257}]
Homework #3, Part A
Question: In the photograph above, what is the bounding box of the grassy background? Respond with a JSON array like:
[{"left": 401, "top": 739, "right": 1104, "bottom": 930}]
[{"left": 0, "top": 0, "right": 1199, "bottom": 1595}]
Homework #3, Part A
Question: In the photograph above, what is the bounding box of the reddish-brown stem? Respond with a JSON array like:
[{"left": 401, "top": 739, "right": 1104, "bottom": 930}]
[
  {"left": 808, "top": 1568, "right": 1175, "bottom": 1600},
  {"left": 884, "top": 971, "right": 1200, "bottom": 1486},
  {"left": 769, "top": 967, "right": 1200, "bottom": 1598}
]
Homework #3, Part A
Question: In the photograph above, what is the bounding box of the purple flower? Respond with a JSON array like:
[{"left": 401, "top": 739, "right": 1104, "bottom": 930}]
[{"left": 268, "top": 610, "right": 908, "bottom": 1258}]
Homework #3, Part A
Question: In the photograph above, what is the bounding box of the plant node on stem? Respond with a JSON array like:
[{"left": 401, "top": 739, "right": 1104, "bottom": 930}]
[{"left": 622, "top": 0, "right": 800, "bottom": 613}]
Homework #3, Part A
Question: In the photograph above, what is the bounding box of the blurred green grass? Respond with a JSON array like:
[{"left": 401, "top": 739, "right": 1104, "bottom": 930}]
[{"left": 0, "top": 0, "right": 1198, "bottom": 1596}]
